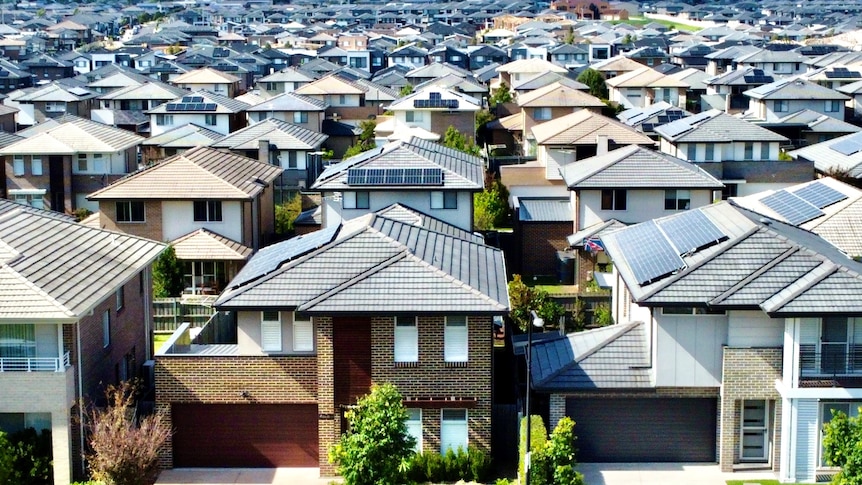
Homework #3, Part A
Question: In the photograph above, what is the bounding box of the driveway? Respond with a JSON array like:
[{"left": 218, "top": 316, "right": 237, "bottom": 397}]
[
  {"left": 155, "top": 468, "right": 339, "bottom": 485},
  {"left": 579, "top": 463, "right": 778, "bottom": 485}
]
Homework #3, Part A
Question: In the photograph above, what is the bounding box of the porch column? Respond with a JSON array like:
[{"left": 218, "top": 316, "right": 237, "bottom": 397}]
[
  {"left": 316, "top": 317, "right": 336, "bottom": 477},
  {"left": 51, "top": 408, "right": 71, "bottom": 485}
]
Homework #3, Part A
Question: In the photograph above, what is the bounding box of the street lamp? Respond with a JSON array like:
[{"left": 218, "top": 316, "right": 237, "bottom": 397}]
[{"left": 525, "top": 310, "right": 544, "bottom": 485}]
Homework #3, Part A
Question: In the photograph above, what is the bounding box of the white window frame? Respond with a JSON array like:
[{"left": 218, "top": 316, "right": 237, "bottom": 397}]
[
  {"left": 601, "top": 189, "right": 627, "bottom": 211},
  {"left": 760, "top": 143, "right": 770, "bottom": 160},
  {"left": 406, "top": 408, "right": 423, "bottom": 451},
  {"left": 394, "top": 315, "right": 418, "bottom": 363},
  {"left": 664, "top": 189, "right": 690, "bottom": 211},
  {"left": 155, "top": 114, "right": 173, "bottom": 126},
  {"left": 12, "top": 155, "right": 23, "bottom": 176},
  {"left": 406, "top": 111, "right": 423, "bottom": 123},
  {"left": 193, "top": 200, "right": 223, "bottom": 222},
  {"left": 204, "top": 113, "right": 217, "bottom": 126},
  {"left": 440, "top": 409, "right": 468, "bottom": 453},
  {"left": 344, "top": 191, "right": 370, "bottom": 210},
  {"left": 826, "top": 100, "right": 841, "bottom": 113},
  {"left": 444, "top": 316, "right": 468, "bottom": 363},
  {"left": 686, "top": 144, "right": 696, "bottom": 161},
  {"left": 293, "top": 111, "right": 308, "bottom": 124},
  {"left": 705, "top": 143, "right": 715, "bottom": 161},
  {"left": 30, "top": 156, "right": 42, "bottom": 176},
  {"left": 102, "top": 310, "right": 111, "bottom": 348},
  {"left": 10, "top": 189, "right": 45, "bottom": 209},
  {"left": 261, "top": 310, "right": 282, "bottom": 352},
  {"left": 292, "top": 312, "right": 314, "bottom": 352},
  {"left": 773, "top": 100, "right": 789, "bottom": 113}
]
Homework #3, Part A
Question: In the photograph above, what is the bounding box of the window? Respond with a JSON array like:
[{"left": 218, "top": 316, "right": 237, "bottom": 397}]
[
  {"left": 45, "top": 101, "right": 65, "bottom": 113},
  {"left": 773, "top": 100, "right": 789, "bottom": 113},
  {"left": 533, "top": 107, "right": 551, "bottom": 121},
  {"left": 116, "top": 201, "right": 145, "bottom": 222},
  {"left": 293, "top": 312, "right": 313, "bottom": 351},
  {"left": 826, "top": 100, "right": 841, "bottom": 112},
  {"left": 204, "top": 114, "right": 217, "bottom": 126},
  {"left": 30, "top": 156, "right": 42, "bottom": 176},
  {"left": 266, "top": 82, "right": 277, "bottom": 91},
  {"left": 760, "top": 143, "right": 770, "bottom": 160},
  {"left": 406, "top": 111, "right": 423, "bottom": 123},
  {"left": 77, "top": 154, "right": 87, "bottom": 172},
  {"left": 601, "top": 189, "right": 626, "bottom": 211},
  {"left": 444, "top": 316, "right": 468, "bottom": 363},
  {"left": 430, "top": 191, "right": 457, "bottom": 210},
  {"left": 406, "top": 408, "right": 422, "bottom": 451},
  {"left": 261, "top": 311, "right": 282, "bottom": 352},
  {"left": 193, "top": 200, "right": 223, "bottom": 222},
  {"left": 287, "top": 151, "right": 297, "bottom": 169},
  {"left": 744, "top": 142, "right": 754, "bottom": 161},
  {"left": 293, "top": 111, "right": 308, "bottom": 124},
  {"left": 10, "top": 190, "right": 45, "bottom": 209},
  {"left": 343, "top": 191, "right": 370, "bottom": 209},
  {"left": 661, "top": 307, "right": 726, "bottom": 315},
  {"left": 116, "top": 286, "right": 124, "bottom": 311},
  {"left": 394, "top": 316, "right": 418, "bottom": 363},
  {"left": 705, "top": 143, "right": 715, "bottom": 161},
  {"left": 686, "top": 144, "right": 696, "bottom": 161},
  {"left": 0, "top": 324, "right": 35, "bottom": 358},
  {"left": 440, "top": 409, "right": 468, "bottom": 453},
  {"left": 800, "top": 317, "right": 862, "bottom": 375},
  {"left": 155, "top": 114, "right": 173, "bottom": 126},
  {"left": 102, "top": 310, "right": 111, "bottom": 348},
  {"left": 338, "top": 94, "right": 346, "bottom": 105},
  {"left": 92, "top": 154, "right": 105, "bottom": 173},
  {"left": 664, "top": 189, "right": 690, "bottom": 211},
  {"left": 12, "top": 155, "right": 23, "bottom": 176}
]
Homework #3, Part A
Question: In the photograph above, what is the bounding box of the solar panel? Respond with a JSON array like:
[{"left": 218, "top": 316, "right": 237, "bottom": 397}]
[
  {"left": 347, "top": 168, "right": 443, "bottom": 186},
  {"left": 657, "top": 210, "right": 727, "bottom": 255},
  {"left": 657, "top": 119, "right": 692, "bottom": 138},
  {"left": 203, "top": 103, "right": 217, "bottom": 111},
  {"left": 413, "top": 98, "right": 459, "bottom": 109},
  {"left": 181, "top": 96, "right": 204, "bottom": 103},
  {"left": 792, "top": 181, "right": 848, "bottom": 209},
  {"left": 760, "top": 190, "right": 825, "bottom": 225},
  {"left": 830, "top": 133, "right": 862, "bottom": 156},
  {"left": 229, "top": 224, "right": 339, "bottom": 289},
  {"left": 614, "top": 221, "right": 685, "bottom": 285}
]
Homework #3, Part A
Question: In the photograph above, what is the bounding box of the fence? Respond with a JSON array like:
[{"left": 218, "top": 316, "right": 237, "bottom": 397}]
[{"left": 153, "top": 298, "right": 216, "bottom": 333}]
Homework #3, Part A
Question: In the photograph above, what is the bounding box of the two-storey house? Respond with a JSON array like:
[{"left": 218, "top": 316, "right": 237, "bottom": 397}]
[
  {"left": 146, "top": 91, "right": 250, "bottom": 137},
  {"left": 5, "top": 83, "right": 98, "bottom": 127},
  {"left": 382, "top": 86, "right": 481, "bottom": 144},
  {"left": 743, "top": 78, "right": 850, "bottom": 123},
  {"left": 169, "top": 67, "right": 242, "bottom": 97},
  {"left": 245, "top": 91, "right": 328, "bottom": 129}
]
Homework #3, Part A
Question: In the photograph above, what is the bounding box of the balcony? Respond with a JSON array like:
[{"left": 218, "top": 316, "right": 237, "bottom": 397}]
[
  {"left": 0, "top": 351, "right": 70, "bottom": 372},
  {"left": 158, "top": 312, "right": 238, "bottom": 356},
  {"left": 800, "top": 345, "right": 862, "bottom": 385}
]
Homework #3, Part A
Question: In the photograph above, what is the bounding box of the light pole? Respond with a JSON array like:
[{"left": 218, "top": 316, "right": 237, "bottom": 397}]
[{"left": 525, "top": 310, "right": 544, "bottom": 485}]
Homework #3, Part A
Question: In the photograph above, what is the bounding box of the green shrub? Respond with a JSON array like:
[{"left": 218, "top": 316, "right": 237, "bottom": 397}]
[
  {"left": 525, "top": 418, "right": 584, "bottom": 485},
  {"left": 71, "top": 482, "right": 105, "bottom": 485},
  {"left": 494, "top": 479, "right": 511, "bottom": 485},
  {"left": 407, "top": 446, "right": 491, "bottom": 483},
  {"left": 518, "top": 415, "right": 547, "bottom": 484},
  {"left": 0, "top": 428, "right": 53, "bottom": 485},
  {"left": 424, "top": 451, "right": 444, "bottom": 482},
  {"left": 468, "top": 445, "right": 492, "bottom": 482},
  {"left": 442, "top": 447, "right": 460, "bottom": 481}
]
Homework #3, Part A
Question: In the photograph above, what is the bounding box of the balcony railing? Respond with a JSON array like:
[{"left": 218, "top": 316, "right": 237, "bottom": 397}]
[
  {"left": 800, "top": 344, "right": 862, "bottom": 376},
  {"left": 0, "top": 351, "right": 70, "bottom": 372}
]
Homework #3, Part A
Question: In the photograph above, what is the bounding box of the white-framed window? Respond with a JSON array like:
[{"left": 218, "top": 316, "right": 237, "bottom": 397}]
[
  {"left": 338, "top": 94, "right": 346, "bottom": 105},
  {"left": 664, "top": 189, "right": 690, "bottom": 211},
  {"left": 261, "top": 310, "right": 282, "bottom": 352},
  {"left": 156, "top": 114, "right": 173, "bottom": 126},
  {"left": 660, "top": 307, "right": 726, "bottom": 315},
  {"left": 430, "top": 191, "right": 457, "bottom": 210},
  {"left": 292, "top": 312, "right": 313, "bottom": 351},
  {"left": 440, "top": 409, "right": 468, "bottom": 453},
  {"left": 773, "top": 100, "right": 789, "bottom": 113},
  {"left": 193, "top": 200, "right": 223, "bottom": 222},
  {"left": 293, "top": 111, "right": 308, "bottom": 124},
  {"left": 12, "top": 155, "right": 23, "bottom": 176},
  {"left": 30, "top": 156, "right": 42, "bottom": 176},
  {"left": 686, "top": 144, "right": 696, "bottom": 160},
  {"left": 10, "top": 189, "right": 45, "bottom": 209},
  {"left": 77, "top": 153, "right": 87, "bottom": 172},
  {"left": 287, "top": 151, "right": 298, "bottom": 169},
  {"left": 533, "top": 107, "right": 551, "bottom": 121},
  {"left": 116, "top": 201, "right": 145, "bottom": 222},
  {"left": 800, "top": 316, "right": 862, "bottom": 376},
  {"left": 760, "top": 143, "right": 770, "bottom": 160},
  {"left": 826, "top": 100, "right": 841, "bottom": 113},
  {"left": 116, "top": 286, "right": 124, "bottom": 311},
  {"left": 444, "top": 316, "right": 468, "bottom": 363},
  {"left": 406, "top": 111, "right": 423, "bottom": 123},
  {"left": 406, "top": 408, "right": 423, "bottom": 450},
  {"left": 394, "top": 315, "right": 418, "bottom": 363},
  {"left": 705, "top": 143, "right": 715, "bottom": 161},
  {"left": 204, "top": 114, "right": 217, "bottom": 126},
  {"left": 744, "top": 142, "right": 754, "bottom": 161},
  {"left": 45, "top": 101, "right": 66, "bottom": 112},
  {"left": 102, "top": 310, "right": 111, "bottom": 348},
  {"left": 343, "top": 191, "right": 370, "bottom": 209},
  {"left": 601, "top": 189, "right": 626, "bottom": 211}
]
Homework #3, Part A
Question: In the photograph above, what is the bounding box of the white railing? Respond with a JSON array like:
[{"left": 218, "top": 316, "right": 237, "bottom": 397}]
[{"left": 0, "top": 352, "right": 70, "bottom": 372}]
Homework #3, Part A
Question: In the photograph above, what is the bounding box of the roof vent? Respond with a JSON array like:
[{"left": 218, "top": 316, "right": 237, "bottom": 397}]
[{"left": 759, "top": 217, "right": 772, "bottom": 225}]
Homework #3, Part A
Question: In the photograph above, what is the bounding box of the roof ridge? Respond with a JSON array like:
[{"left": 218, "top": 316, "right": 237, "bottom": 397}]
[
  {"left": 761, "top": 261, "right": 838, "bottom": 314},
  {"left": 709, "top": 246, "right": 800, "bottom": 305},
  {"left": 298, "top": 250, "right": 410, "bottom": 311}
]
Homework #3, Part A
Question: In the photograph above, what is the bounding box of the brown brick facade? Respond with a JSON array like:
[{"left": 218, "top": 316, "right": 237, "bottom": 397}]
[
  {"left": 719, "top": 347, "right": 783, "bottom": 472},
  {"left": 429, "top": 111, "right": 476, "bottom": 144},
  {"left": 515, "top": 221, "right": 572, "bottom": 277},
  {"left": 98, "top": 200, "right": 163, "bottom": 241}
]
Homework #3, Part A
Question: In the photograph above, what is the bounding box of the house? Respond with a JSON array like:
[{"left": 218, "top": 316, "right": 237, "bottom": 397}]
[
  {"left": 511, "top": 196, "right": 573, "bottom": 277},
  {"left": 0, "top": 58, "right": 35, "bottom": 94},
  {"left": 293, "top": 74, "right": 379, "bottom": 123},
  {"left": 154, "top": 205, "right": 508, "bottom": 474},
  {"left": 140, "top": 123, "right": 223, "bottom": 163},
  {"left": 379, "top": 86, "right": 481, "bottom": 144},
  {"left": 516, "top": 82, "right": 606, "bottom": 147},
  {"left": 170, "top": 67, "right": 242, "bottom": 97},
  {"left": 146, "top": 91, "right": 250, "bottom": 137},
  {"left": 87, "top": 146, "right": 283, "bottom": 293},
  {"left": 605, "top": 66, "right": 689, "bottom": 110},
  {"left": 244, "top": 91, "right": 328, "bottom": 130},
  {"left": 743, "top": 79, "right": 850, "bottom": 123},
  {"left": 704, "top": 67, "right": 775, "bottom": 114},
  {"left": 734, "top": 48, "right": 807, "bottom": 77},
  {"left": 790, "top": 131, "right": 862, "bottom": 181},
  {"left": 617, "top": 101, "right": 691, "bottom": 139},
  {"left": 0, "top": 199, "right": 164, "bottom": 485},
  {"left": 311, "top": 137, "right": 484, "bottom": 231},
  {"left": 5, "top": 83, "right": 98, "bottom": 127},
  {"left": 1, "top": 115, "right": 144, "bottom": 213},
  {"left": 494, "top": 58, "right": 567, "bottom": 90},
  {"left": 256, "top": 67, "right": 316, "bottom": 96},
  {"left": 388, "top": 43, "right": 429, "bottom": 69},
  {"left": 92, "top": 81, "right": 189, "bottom": 135},
  {"left": 20, "top": 53, "right": 75, "bottom": 82}
]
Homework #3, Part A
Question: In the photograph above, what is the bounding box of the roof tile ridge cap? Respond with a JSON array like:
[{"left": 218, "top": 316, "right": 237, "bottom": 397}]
[
  {"left": 396, "top": 248, "right": 507, "bottom": 309},
  {"left": 0, "top": 261, "right": 75, "bottom": 317},
  {"left": 762, "top": 260, "right": 838, "bottom": 314},
  {"left": 710, "top": 246, "right": 800, "bottom": 305}
]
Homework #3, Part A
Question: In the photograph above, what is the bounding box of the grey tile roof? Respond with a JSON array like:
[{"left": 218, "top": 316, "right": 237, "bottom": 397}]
[
  {"left": 655, "top": 110, "right": 788, "bottom": 143},
  {"left": 561, "top": 145, "right": 724, "bottom": 190},
  {"left": 744, "top": 78, "right": 849, "bottom": 101},
  {"left": 141, "top": 123, "right": 224, "bottom": 148},
  {"left": 215, "top": 209, "right": 508, "bottom": 314},
  {"left": 312, "top": 137, "right": 484, "bottom": 191},
  {"left": 0, "top": 115, "right": 144, "bottom": 155},
  {"left": 531, "top": 322, "right": 652, "bottom": 391},
  {"left": 145, "top": 89, "right": 251, "bottom": 114},
  {"left": 0, "top": 203, "right": 164, "bottom": 319},
  {"left": 517, "top": 197, "right": 571, "bottom": 222},
  {"left": 791, "top": 132, "right": 862, "bottom": 177},
  {"left": 245, "top": 91, "right": 328, "bottom": 112},
  {"left": 209, "top": 118, "right": 328, "bottom": 151},
  {"left": 375, "top": 203, "right": 483, "bottom": 243}
]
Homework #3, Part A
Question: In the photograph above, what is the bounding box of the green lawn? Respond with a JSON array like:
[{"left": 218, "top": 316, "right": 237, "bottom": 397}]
[
  {"left": 154, "top": 333, "right": 171, "bottom": 353},
  {"left": 609, "top": 17, "right": 701, "bottom": 32},
  {"left": 726, "top": 480, "right": 807, "bottom": 485}
]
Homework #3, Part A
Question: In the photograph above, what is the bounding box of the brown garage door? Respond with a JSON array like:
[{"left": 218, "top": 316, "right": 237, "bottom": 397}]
[
  {"left": 566, "top": 397, "right": 717, "bottom": 462},
  {"left": 172, "top": 404, "right": 318, "bottom": 467}
]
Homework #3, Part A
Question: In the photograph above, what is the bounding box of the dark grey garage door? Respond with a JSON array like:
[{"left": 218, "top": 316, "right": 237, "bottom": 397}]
[{"left": 566, "top": 397, "right": 717, "bottom": 462}]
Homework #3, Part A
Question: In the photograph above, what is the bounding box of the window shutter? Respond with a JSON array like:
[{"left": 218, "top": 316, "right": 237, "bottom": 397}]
[
  {"left": 444, "top": 316, "right": 468, "bottom": 362},
  {"left": 261, "top": 311, "right": 282, "bottom": 352},
  {"left": 440, "top": 409, "right": 467, "bottom": 453},
  {"left": 293, "top": 316, "right": 314, "bottom": 352},
  {"left": 394, "top": 317, "right": 418, "bottom": 362}
]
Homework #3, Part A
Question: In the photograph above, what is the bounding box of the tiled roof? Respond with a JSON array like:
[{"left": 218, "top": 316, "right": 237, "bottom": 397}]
[
  {"left": 209, "top": 118, "right": 328, "bottom": 151},
  {"left": 172, "top": 66, "right": 241, "bottom": 84},
  {"left": 531, "top": 110, "right": 654, "bottom": 146},
  {"left": 88, "top": 146, "right": 282, "bottom": 201},
  {"left": 516, "top": 81, "right": 605, "bottom": 108},
  {"left": 171, "top": 228, "right": 252, "bottom": 261},
  {"left": 744, "top": 78, "right": 849, "bottom": 101},
  {"left": 146, "top": 89, "right": 250, "bottom": 114},
  {"left": 245, "top": 91, "right": 328, "bottom": 112},
  {"left": 654, "top": 110, "right": 788, "bottom": 143},
  {"left": 98, "top": 81, "right": 188, "bottom": 101},
  {"left": 0, "top": 116, "right": 144, "bottom": 155},
  {"left": 141, "top": 123, "right": 224, "bottom": 148}
]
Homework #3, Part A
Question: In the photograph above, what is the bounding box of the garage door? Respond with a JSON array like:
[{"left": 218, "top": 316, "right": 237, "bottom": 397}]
[
  {"left": 172, "top": 404, "right": 318, "bottom": 467},
  {"left": 566, "top": 397, "right": 716, "bottom": 462}
]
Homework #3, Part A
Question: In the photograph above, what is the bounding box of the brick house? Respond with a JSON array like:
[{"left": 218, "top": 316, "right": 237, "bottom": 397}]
[
  {"left": 511, "top": 197, "right": 572, "bottom": 277},
  {"left": 0, "top": 199, "right": 164, "bottom": 485},
  {"left": 380, "top": 86, "right": 481, "bottom": 144},
  {"left": 155, "top": 206, "right": 509, "bottom": 475}
]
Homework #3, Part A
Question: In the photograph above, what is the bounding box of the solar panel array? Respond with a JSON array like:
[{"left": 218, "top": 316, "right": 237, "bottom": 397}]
[
  {"left": 166, "top": 103, "right": 218, "bottom": 111},
  {"left": 825, "top": 67, "right": 861, "bottom": 79},
  {"left": 230, "top": 224, "right": 339, "bottom": 288},
  {"left": 413, "top": 98, "right": 460, "bottom": 109},
  {"left": 347, "top": 168, "right": 443, "bottom": 186},
  {"left": 792, "top": 181, "right": 848, "bottom": 209},
  {"left": 181, "top": 96, "right": 204, "bottom": 103},
  {"left": 830, "top": 132, "right": 862, "bottom": 156},
  {"left": 743, "top": 70, "right": 774, "bottom": 84},
  {"left": 658, "top": 210, "right": 727, "bottom": 254},
  {"left": 615, "top": 221, "right": 686, "bottom": 285},
  {"left": 760, "top": 190, "right": 824, "bottom": 225}
]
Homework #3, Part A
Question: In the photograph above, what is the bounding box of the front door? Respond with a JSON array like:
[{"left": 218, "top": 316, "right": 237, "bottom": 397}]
[
  {"left": 740, "top": 400, "right": 770, "bottom": 462},
  {"left": 333, "top": 317, "right": 372, "bottom": 431}
]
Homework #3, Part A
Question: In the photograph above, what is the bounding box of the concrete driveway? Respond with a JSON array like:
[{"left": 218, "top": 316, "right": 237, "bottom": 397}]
[
  {"left": 155, "top": 468, "right": 339, "bottom": 485},
  {"left": 579, "top": 463, "right": 777, "bottom": 485}
]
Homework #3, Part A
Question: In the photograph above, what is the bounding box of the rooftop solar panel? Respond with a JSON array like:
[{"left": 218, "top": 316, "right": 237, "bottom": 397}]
[
  {"left": 761, "top": 190, "right": 825, "bottom": 225},
  {"left": 830, "top": 133, "right": 862, "bottom": 156},
  {"left": 792, "top": 181, "right": 848, "bottom": 209},
  {"left": 657, "top": 210, "right": 727, "bottom": 255},
  {"left": 347, "top": 168, "right": 443, "bottom": 186},
  {"left": 614, "top": 221, "right": 685, "bottom": 285},
  {"left": 181, "top": 96, "right": 204, "bottom": 103}
]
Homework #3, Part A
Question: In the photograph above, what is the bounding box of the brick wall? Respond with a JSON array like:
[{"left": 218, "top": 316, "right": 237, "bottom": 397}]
[
  {"left": 719, "top": 347, "right": 783, "bottom": 472},
  {"left": 99, "top": 200, "right": 163, "bottom": 241},
  {"left": 316, "top": 317, "right": 336, "bottom": 476},
  {"left": 429, "top": 111, "right": 476, "bottom": 143},
  {"left": 516, "top": 221, "right": 571, "bottom": 277}
]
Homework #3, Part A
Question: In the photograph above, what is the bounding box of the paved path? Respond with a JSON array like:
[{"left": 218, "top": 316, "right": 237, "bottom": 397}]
[
  {"left": 155, "top": 468, "right": 339, "bottom": 485},
  {"left": 579, "top": 463, "right": 778, "bottom": 485}
]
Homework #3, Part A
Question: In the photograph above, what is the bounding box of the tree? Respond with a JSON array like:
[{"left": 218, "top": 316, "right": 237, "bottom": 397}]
[
  {"left": 823, "top": 408, "right": 862, "bottom": 485},
  {"left": 343, "top": 119, "right": 378, "bottom": 159},
  {"left": 564, "top": 26, "right": 575, "bottom": 44},
  {"left": 275, "top": 192, "right": 303, "bottom": 235},
  {"left": 0, "top": 432, "right": 13, "bottom": 484},
  {"left": 508, "top": 274, "right": 565, "bottom": 331},
  {"left": 152, "top": 245, "right": 184, "bottom": 298},
  {"left": 441, "top": 125, "right": 481, "bottom": 156},
  {"left": 529, "top": 418, "right": 585, "bottom": 485},
  {"left": 473, "top": 179, "right": 510, "bottom": 231},
  {"left": 399, "top": 84, "right": 414, "bottom": 97},
  {"left": 489, "top": 82, "right": 513, "bottom": 107},
  {"left": 577, "top": 68, "right": 608, "bottom": 100},
  {"left": 329, "top": 383, "right": 416, "bottom": 485},
  {"left": 85, "top": 382, "right": 171, "bottom": 485}
]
